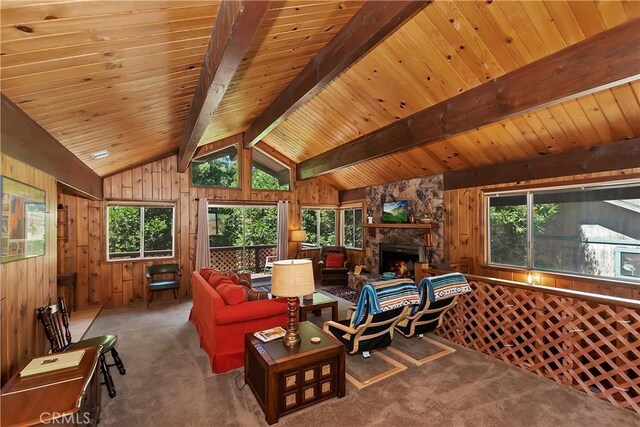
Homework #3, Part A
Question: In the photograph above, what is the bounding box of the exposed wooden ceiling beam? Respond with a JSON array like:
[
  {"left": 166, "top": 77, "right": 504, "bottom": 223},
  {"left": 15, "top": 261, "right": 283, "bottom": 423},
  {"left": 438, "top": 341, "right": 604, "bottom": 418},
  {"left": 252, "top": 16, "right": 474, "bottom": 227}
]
[
  {"left": 443, "top": 138, "right": 640, "bottom": 190},
  {"left": 177, "top": 0, "right": 270, "bottom": 172},
  {"left": 243, "top": 1, "right": 428, "bottom": 149},
  {"left": 298, "top": 18, "right": 640, "bottom": 180},
  {"left": 1, "top": 93, "right": 103, "bottom": 200}
]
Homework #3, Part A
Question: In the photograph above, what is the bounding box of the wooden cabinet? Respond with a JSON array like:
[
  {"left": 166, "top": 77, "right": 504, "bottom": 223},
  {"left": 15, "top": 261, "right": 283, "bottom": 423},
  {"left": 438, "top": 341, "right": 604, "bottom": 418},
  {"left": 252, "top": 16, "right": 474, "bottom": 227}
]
[
  {"left": 1, "top": 347, "right": 101, "bottom": 426},
  {"left": 245, "top": 322, "right": 345, "bottom": 425}
]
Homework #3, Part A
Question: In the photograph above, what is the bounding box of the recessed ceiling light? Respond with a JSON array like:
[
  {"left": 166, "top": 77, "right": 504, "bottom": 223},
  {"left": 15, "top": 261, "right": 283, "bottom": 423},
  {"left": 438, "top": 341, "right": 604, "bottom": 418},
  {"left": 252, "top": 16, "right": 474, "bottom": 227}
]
[{"left": 91, "top": 149, "right": 109, "bottom": 160}]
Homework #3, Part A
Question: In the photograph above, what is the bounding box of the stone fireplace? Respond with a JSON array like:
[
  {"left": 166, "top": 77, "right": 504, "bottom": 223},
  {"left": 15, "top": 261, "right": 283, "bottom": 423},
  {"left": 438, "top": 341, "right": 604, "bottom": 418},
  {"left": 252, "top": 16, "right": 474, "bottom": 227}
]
[
  {"left": 364, "top": 174, "right": 444, "bottom": 273},
  {"left": 379, "top": 244, "right": 427, "bottom": 278}
]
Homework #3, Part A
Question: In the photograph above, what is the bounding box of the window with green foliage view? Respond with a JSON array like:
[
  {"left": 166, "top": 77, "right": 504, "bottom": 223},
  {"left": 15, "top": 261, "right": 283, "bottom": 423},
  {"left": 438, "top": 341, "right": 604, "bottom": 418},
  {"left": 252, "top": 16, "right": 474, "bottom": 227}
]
[
  {"left": 252, "top": 149, "right": 290, "bottom": 191},
  {"left": 487, "top": 181, "right": 640, "bottom": 282},
  {"left": 192, "top": 146, "right": 238, "bottom": 187},
  {"left": 107, "top": 205, "right": 174, "bottom": 260},
  {"left": 301, "top": 208, "right": 336, "bottom": 247}
]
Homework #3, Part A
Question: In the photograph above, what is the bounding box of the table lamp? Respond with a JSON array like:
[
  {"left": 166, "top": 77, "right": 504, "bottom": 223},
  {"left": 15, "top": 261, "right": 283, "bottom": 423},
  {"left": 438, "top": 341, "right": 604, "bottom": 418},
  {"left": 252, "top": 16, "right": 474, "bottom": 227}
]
[
  {"left": 290, "top": 230, "right": 307, "bottom": 259},
  {"left": 270, "top": 259, "right": 315, "bottom": 347}
]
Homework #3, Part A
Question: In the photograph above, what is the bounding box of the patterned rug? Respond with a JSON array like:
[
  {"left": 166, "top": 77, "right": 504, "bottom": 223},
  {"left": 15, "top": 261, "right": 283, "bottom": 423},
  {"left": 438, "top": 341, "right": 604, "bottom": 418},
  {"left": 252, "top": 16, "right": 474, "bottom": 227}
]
[{"left": 321, "top": 286, "right": 360, "bottom": 304}]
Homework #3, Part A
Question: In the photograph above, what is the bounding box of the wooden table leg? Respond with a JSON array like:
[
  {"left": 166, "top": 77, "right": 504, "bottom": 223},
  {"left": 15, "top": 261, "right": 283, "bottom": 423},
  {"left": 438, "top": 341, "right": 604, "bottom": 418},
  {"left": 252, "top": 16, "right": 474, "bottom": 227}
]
[
  {"left": 299, "top": 308, "right": 308, "bottom": 322},
  {"left": 331, "top": 301, "right": 338, "bottom": 322}
]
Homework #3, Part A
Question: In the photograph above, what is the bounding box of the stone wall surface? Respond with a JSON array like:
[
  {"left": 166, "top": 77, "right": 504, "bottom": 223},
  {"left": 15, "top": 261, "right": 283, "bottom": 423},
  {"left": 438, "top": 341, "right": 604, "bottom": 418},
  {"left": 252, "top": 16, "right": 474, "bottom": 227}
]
[{"left": 364, "top": 174, "right": 444, "bottom": 272}]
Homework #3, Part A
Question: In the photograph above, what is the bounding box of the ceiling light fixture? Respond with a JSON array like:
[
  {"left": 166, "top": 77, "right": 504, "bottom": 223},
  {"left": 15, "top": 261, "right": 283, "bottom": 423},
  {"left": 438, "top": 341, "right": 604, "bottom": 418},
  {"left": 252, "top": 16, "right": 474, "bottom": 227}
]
[{"left": 91, "top": 149, "right": 109, "bottom": 160}]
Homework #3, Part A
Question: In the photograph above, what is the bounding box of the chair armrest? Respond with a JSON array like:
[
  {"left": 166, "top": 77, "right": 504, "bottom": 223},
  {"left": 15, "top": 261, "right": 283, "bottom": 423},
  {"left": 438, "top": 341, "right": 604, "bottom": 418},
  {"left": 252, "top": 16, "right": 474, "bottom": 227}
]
[
  {"left": 323, "top": 320, "right": 357, "bottom": 335},
  {"left": 346, "top": 305, "right": 356, "bottom": 318},
  {"left": 318, "top": 260, "right": 325, "bottom": 267}
]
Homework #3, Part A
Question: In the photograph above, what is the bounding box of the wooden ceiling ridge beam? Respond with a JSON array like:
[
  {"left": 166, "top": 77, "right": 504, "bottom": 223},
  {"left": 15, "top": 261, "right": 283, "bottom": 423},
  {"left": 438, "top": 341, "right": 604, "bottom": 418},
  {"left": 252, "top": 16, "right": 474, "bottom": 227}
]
[
  {"left": 243, "top": 0, "right": 428, "bottom": 149},
  {"left": 1, "top": 93, "right": 103, "bottom": 200},
  {"left": 443, "top": 138, "right": 640, "bottom": 190},
  {"left": 177, "top": 0, "right": 270, "bottom": 173},
  {"left": 297, "top": 18, "right": 640, "bottom": 180}
]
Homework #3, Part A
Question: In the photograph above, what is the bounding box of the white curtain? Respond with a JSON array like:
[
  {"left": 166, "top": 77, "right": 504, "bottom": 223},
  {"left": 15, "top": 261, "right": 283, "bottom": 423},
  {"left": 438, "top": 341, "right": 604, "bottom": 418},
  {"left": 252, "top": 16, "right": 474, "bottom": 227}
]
[
  {"left": 276, "top": 200, "right": 289, "bottom": 260},
  {"left": 195, "top": 198, "right": 211, "bottom": 270}
]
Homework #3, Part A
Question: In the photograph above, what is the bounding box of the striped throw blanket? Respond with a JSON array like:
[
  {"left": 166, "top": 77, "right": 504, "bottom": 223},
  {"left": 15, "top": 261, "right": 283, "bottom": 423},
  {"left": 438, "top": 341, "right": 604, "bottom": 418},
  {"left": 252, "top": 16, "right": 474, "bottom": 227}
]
[
  {"left": 412, "top": 273, "right": 471, "bottom": 314},
  {"left": 351, "top": 279, "right": 420, "bottom": 327}
]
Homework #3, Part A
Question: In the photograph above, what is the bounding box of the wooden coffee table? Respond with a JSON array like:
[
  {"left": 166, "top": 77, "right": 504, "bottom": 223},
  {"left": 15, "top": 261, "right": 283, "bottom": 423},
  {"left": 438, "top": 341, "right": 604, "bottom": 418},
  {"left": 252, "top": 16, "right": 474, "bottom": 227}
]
[
  {"left": 244, "top": 321, "right": 346, "bottom": 424},
  {"left": 299, "top": 292, "right": 338, "bottom": 322}
]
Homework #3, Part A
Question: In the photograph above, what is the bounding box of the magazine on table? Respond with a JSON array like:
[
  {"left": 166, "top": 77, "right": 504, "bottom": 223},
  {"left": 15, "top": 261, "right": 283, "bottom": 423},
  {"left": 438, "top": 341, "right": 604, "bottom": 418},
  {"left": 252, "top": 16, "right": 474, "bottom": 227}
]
[{"left": 254, "top": 326, "right": 286, "bottom": 342}]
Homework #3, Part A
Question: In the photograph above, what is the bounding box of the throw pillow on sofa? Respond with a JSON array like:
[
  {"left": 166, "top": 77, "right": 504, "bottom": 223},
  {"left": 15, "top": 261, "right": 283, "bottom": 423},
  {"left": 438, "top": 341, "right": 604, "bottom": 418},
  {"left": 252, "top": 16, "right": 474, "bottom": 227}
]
[
  {"left": 217, "top": 283, "right": 248, "bottom": 305},
  {"left": 208, "top": 274, "right": 229, "bottom": 289},
  {"left": 325, "top": 253, "right": 344, "bottom": 268},
  {"left": 200, "top": 268, "right": 220, "bottom": 282}
]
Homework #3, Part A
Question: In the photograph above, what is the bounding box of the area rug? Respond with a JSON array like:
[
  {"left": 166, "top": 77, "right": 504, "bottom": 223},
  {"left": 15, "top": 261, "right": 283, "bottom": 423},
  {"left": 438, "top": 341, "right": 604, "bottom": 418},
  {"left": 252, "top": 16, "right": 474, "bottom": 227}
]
[
  {"left": 322, "top": 286, "right": 360, "bottom": 303},
  {"left": 253, "top": 285, "right": 271, "bottom": 293}
]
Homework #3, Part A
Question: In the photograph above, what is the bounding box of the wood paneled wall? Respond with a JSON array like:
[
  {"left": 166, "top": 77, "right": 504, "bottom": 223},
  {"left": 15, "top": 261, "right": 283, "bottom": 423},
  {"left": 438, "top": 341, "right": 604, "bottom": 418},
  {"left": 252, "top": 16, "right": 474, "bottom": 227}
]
[
  {"left": 444, "top": 168, "right": 640, "bottom": 299},
  {"left": 58, "top": 145, "right": 340, "bottom": 308},
  {"left": 1, "top": 154, "right": 58, "bottom": 384}
]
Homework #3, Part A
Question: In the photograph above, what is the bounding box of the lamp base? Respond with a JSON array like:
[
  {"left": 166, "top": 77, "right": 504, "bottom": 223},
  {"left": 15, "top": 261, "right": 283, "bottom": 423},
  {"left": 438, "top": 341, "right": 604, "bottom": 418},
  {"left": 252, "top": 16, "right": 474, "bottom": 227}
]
[{"left": 283, "top": 297, "right": 301, "bottom": 348}]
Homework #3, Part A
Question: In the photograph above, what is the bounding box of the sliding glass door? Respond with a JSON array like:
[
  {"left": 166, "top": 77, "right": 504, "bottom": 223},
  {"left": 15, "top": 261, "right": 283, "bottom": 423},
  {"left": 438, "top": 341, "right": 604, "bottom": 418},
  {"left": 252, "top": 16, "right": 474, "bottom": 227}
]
[{"left": 208, "top": 205, "right": 277, "bottom": 273}]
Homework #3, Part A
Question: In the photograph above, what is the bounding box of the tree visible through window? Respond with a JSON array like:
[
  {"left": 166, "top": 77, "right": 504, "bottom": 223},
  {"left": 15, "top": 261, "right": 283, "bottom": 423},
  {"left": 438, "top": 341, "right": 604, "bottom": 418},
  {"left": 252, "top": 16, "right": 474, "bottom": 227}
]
[
  {"left": 301, "top": 208, "right": 336, "bottom": 247},
  {"left": 192, "top": 146, "right": 238, "bottom": 187},
  {"left": 252, "top": 149, "right": 290, "bottom": 191},
  {"left": 107, "top": 205, "right": 174, "bottom": 260},
  {"left": 487, "top": 182, "right": 640, "bottom": 281},
  {"left": 342, "top": 207, "right": 363, "bottom": 249}
]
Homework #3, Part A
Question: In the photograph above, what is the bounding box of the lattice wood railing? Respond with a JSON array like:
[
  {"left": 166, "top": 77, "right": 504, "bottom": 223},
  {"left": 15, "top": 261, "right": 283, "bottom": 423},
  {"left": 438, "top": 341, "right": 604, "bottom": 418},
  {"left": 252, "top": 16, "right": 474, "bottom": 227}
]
[{"left": 436, "top": 275, "right": 640, "bottom": 414}]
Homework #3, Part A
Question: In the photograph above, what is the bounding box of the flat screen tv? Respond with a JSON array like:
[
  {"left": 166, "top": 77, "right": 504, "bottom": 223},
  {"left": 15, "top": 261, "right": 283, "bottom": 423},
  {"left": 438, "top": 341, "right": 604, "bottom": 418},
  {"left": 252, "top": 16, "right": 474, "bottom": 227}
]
[{"left": 382, "top": 200, "right": 409, "bottom": 223}]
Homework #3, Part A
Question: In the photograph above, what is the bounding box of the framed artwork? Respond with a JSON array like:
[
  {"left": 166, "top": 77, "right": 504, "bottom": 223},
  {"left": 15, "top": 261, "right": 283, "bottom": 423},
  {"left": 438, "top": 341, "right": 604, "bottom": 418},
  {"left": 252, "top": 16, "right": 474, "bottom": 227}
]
[{"left": 1, "top": 176, "right": 46, "bottom": 263}]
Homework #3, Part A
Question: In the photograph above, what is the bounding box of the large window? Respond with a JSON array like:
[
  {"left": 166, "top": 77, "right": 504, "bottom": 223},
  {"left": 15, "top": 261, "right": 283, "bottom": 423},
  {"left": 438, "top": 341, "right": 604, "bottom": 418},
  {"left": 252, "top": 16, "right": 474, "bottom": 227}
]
[
  {"left": 192, "top": 145, "right": 238, "bottom": 187},
  {"left": 252, "top": 149, "right": 290, "bottom": 191},
  {"left": 301, "top": 208, "right": 336, "bottom": 247},
  {"left": 208, "top": 205, "right": 277, "bottom": 272},
  {"left": 487, "top": 181, "right": 640, "bottom": 282},
  {"left": 341, "top": 207, "right": 363, "bottom": 249},
  {"left": 107, "top": 204, "right": 175, "bottom": 261}
]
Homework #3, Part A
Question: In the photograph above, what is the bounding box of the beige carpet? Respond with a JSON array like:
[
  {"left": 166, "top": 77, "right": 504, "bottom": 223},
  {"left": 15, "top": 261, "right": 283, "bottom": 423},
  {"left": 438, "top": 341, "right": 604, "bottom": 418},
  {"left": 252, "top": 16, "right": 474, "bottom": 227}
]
[{"left": 87, "top": 297, "right": 639, "bottom": 427}]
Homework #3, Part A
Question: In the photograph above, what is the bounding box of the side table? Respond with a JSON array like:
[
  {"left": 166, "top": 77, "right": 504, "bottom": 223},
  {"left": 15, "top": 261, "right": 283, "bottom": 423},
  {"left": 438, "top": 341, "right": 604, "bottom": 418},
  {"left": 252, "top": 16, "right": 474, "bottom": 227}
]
[
  {"left": 245, "top": 321, "right": 346, "bottom": 425},
  {"left": 299, "top": 293, "right": 338, "bottom": 322}
]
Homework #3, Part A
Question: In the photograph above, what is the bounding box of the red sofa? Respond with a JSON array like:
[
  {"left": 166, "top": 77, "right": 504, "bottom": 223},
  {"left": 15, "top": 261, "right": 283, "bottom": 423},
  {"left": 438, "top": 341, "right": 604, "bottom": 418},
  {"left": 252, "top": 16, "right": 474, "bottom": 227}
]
[{"left": 189, "top": 269, "right": 288, "bottom": 374}]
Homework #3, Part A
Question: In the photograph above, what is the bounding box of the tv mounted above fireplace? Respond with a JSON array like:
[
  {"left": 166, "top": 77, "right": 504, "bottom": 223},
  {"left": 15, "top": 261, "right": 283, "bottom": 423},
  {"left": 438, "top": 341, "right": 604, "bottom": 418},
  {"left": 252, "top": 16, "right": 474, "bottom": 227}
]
[{"left": 382, "top": 200, "right": 409, "bottom": 223}]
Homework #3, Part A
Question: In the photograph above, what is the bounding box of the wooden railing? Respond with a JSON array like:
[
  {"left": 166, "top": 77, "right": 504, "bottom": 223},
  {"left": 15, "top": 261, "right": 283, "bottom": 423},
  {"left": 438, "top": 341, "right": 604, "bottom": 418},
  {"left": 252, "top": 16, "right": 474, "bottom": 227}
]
[
  {"left": 209, "top": 245, "right": 276, "bottom": 273},
  {"left": 435, "top": 274, "right": 640, "bottom": 414}
]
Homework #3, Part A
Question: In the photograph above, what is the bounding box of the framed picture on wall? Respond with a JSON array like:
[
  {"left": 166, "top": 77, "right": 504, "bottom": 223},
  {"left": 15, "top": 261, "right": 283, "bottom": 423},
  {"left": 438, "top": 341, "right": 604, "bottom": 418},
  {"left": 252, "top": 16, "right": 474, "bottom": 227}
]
[{"left": 1, "top": 176, "right": 46, "bottom": 263}]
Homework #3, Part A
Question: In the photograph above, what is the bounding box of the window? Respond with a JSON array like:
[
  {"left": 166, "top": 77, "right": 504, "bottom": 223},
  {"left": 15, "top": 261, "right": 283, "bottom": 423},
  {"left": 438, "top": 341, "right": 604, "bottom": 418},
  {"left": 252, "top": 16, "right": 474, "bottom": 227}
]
[
  {"left": 208, "top": 205, "right": 277, "bottom": 272},
  {"left": 192, "top": 145, "right": 238, "bottom": 187},
  {"left": 107, "top": 204, "right": 175, "bottom": 261},
  {"left": 341, "top": 207, "right": 363, "bottom": 249},
  {"left": 301, "top": 208, "right": 336, "bottom": 247},
  {"left": 487, "top": 181, "right": 640, "bottom": 282},
  {"left": 252, "top": 149, "right": 290, "bottom": 190}
]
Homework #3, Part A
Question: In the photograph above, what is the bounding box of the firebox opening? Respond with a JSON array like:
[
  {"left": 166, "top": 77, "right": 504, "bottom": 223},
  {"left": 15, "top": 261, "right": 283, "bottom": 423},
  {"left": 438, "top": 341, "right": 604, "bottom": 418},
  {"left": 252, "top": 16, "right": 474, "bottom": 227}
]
[{"left": 379, "top": 244, "right": 425, "bottom": 279}]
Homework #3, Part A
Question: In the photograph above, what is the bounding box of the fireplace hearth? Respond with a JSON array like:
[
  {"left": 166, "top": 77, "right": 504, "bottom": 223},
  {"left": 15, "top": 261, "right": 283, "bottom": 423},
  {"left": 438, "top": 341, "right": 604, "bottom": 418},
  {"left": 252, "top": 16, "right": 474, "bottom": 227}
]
[{"left": 379, "top": 244, "right": 426, "bottom": 278}]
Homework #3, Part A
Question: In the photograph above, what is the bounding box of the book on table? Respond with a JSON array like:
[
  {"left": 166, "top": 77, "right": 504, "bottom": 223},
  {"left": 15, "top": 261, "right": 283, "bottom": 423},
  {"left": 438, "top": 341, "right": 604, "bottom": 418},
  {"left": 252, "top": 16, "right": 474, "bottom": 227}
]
[
  {"left": 254, "top": 326, "right": 286, "bottom": 342},
  {"left": 20, "top": 349, "right": 85, "bottom": 377}
]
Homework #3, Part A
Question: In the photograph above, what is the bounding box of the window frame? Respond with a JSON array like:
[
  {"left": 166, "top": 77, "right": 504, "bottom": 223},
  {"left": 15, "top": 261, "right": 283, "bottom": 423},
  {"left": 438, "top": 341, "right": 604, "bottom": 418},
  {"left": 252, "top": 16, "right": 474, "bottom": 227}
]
[
  {"left": 340, "top": 203, "right": 364, "bottom": 250},
  {"left": 300, "top": 206, "right": 338, "bottom": 249},
  {"left": 106, "top": 201, "right": 176, "bottom": 262},
  {"left": 485, "top": 179, "right": 640, "bottom": 283}
]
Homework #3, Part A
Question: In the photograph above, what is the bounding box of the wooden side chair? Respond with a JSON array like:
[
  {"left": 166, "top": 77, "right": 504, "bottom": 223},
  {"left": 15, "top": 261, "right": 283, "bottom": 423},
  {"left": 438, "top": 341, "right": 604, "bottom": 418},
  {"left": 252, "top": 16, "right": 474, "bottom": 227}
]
[
  {"left": 37, "top": 296, "right": 126, "bottom": 398},
  {"left": 145, "top": 263, "right": 182, "bottom": 307}
]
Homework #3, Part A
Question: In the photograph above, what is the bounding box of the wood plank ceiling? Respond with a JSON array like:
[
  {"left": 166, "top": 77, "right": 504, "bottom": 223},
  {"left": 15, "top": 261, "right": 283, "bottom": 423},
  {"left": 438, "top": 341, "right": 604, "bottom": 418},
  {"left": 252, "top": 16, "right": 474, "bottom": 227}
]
[
  {"left": 1, "top": 1, "right": 639, "bottom": 189},
  {"left": 0, "top": 1, "right": 365, "bottom": 176}
]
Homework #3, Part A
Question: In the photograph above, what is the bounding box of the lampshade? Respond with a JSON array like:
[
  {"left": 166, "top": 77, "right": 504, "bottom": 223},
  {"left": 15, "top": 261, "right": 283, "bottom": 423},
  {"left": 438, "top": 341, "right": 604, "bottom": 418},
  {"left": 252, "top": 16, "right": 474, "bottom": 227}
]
[
  {"left": 290, "top": 230, "right": 307, "bottom": 242},
  {"left": 271, "top": 259, "right": 315, "bottom": 297}
]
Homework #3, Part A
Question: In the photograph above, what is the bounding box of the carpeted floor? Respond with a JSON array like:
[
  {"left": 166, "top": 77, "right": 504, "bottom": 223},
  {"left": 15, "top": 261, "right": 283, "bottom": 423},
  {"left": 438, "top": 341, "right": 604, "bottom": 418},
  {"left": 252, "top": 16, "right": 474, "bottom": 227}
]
[{"left": 87, "top": 297, "right": 639, "bottom": 427}]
